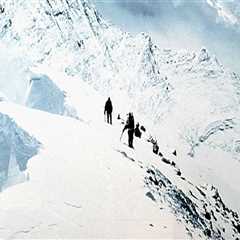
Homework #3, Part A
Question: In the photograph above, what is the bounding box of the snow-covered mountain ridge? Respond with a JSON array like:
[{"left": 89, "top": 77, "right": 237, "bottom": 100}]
[
  {"left": 1, "top": 0, "right": 239, "bottom": 124},
  {"left": 0, "top": 102, "right": 239, "bottom": 239},
  {"left": 0, "top": 0, "right": 240, "bottom": 239}
]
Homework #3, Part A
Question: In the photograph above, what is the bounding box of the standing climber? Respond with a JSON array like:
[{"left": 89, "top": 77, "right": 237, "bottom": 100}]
[
  {"left": 122, "top": 112, "right": 135, "bottom": 148},
  {"left": 104, "top": 97, "right": 113, "bottom": 124}
]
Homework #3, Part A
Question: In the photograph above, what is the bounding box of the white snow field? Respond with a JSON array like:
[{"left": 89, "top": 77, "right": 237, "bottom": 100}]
[
  {"left": 0, "top": 102, "right": 189, "bottom": 239},
  {"left": 0, "top": 95, "right": 240, "bottom": 239},
  {"left": 0, "top": 0, "right": 240, "bottom": 239}
]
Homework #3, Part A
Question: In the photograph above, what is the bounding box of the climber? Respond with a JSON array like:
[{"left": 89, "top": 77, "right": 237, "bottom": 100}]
[
  {"left": 134, "top": 122, "right": 142, "bottom": 138},
  {"left": 121, "top": 112, "right": 135, "bottom": 148},
  {"left": 104, "top": 97, "right": 113, "bottom": 124}
]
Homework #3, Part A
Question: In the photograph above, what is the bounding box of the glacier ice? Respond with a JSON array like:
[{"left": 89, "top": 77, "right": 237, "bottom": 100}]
[
  {"left": 0, "top": 112, "right": 41, "bottom": 189},
  {"left": 25, "top": 74, "right": 78, "bottom": 118}
]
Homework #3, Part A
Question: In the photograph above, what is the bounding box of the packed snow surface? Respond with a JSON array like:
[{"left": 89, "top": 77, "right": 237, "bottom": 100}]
[
  {"left": 0, "top": 0, "right": 240, "bottom": 239},
  {"left": 0, "top": 102, "right": 190, "bottom": 239},
  {"left": 0, "top": 100, "right": 239, "bottom": 239}
]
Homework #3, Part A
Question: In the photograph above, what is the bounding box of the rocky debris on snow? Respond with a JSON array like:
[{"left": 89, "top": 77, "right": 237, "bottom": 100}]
[
  {"left": 145, "top": 167, "right": 206, "bottom": 231},
  {"left": 146, "top": 191, "right": 156, "bottom": 202},
  {"left": 161, "top": 157, "right": 171, "bottom": 165},
  {"left": 172, "top": 150, "right": 177, "bottom": 156},
  {"left": 145, "top": 166, "right": 240, "bottom": 239}
]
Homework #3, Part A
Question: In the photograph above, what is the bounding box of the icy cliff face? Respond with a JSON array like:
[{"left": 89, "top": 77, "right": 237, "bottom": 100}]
[
  {"left": 25, "top": 74, "right": 78, "bottom": 118},
  {"left": 0, "top": 112, "right": 41, "bottom": 188}
]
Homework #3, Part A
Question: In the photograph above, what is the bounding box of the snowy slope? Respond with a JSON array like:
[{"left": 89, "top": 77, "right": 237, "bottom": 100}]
[
  {"left": 0, "top": 102, "right": 190, "bottom": 239},
  {"left": 0, "top": 100, "right": 239, "bottom": 239},
  {"left": 0, "top": 0, "right": 240, "bottom": 239}
]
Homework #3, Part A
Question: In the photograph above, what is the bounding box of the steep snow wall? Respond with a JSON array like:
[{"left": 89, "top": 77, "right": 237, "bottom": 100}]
[
  {"left": 25, "top": 74, "right": 78, "bottom": 118},
  {"left": 0, "top": 112, "right": 41, "bottom": 189}
]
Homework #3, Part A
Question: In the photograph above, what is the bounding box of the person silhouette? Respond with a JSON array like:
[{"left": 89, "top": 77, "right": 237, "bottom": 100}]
[
  {"left": 122, "top": 112, "right": 135, "bottom": 148},
  {"left": 104, "top": 97, "right": 113, "bottom": 124}
]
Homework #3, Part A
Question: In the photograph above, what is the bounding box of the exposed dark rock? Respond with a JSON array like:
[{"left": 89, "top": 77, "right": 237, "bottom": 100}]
[
  {"left": 172, "top": 150, "right": 177, "bottom": 156},
  {"left": 189, "top": 190, "right": 198, "bottom": 200},
  {"left": 162, "top": 157, "right": 171, "bottom": 164},
  {"left": 149, "top": 176, "right": 158, "bottom": 186},
  {"left": 234, "top": 224, "right": 240, "bottom": 233},
  {"left": 204, "top": 228, "right": 211, "bottom": 237},
  {"left": 53, "top": 11, "right": 64, "bottom": 17},
  {"left": 146, "top": 191, "right": 156, "bottom": 202},
  {"left": 0, "top": 5, "right": 4, "bottom": 14},
  {"left": 171, "top": 161, "right": 176, "bottom": 167},
  {"left": 211, "top": 210, "right": 217, "bottom": 221},
  {"left": 147, "top": 169, "right": 155, "bottom": 175},
  {"left": 176, "top": 169, "right": 181, "bottom": 176},
  {"left": 145, "top": 167, "right": 206, "bottom": 231},
  {"left": 196, "top": 186, "right": 206, "bottom": 198},
  {"left": 205, "top": 212, "right": 211, "bottom": 221}
]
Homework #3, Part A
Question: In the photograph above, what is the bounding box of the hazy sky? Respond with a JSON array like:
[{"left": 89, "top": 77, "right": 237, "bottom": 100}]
[{"left": 93, "top": 0, "right": 240, "bottom": 74}]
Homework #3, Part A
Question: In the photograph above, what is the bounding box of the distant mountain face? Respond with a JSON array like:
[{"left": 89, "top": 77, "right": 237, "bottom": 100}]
[{"left": 0, "top": 0, "right": 240, "bottom": 159}]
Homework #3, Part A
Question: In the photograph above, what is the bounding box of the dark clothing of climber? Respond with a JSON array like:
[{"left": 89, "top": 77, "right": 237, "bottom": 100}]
[
  {"left": 104, "top": 97, "right": 113, "bottom": 124},
  {"left": 122, "top": 113, "right": 135, "bottom": 148}
]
